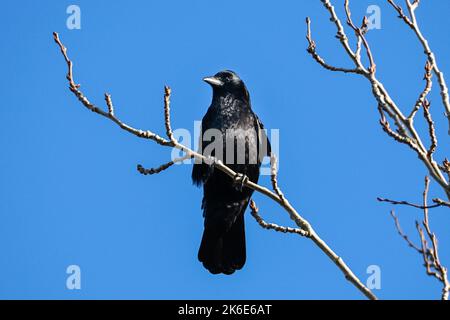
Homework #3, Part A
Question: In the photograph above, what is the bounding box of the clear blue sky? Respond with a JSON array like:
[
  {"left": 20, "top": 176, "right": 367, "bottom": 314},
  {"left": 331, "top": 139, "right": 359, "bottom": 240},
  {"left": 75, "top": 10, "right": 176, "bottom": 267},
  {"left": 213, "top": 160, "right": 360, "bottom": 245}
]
[{"left": 1, "top": 0, "right": 450, "bottom": 300}]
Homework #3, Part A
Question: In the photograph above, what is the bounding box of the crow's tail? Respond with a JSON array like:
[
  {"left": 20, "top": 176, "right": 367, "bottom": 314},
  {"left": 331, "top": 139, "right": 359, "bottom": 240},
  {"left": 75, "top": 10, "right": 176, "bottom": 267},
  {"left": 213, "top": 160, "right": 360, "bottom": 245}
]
[{"left": 198, "top": 201, "right": 247, "bottom": 275}]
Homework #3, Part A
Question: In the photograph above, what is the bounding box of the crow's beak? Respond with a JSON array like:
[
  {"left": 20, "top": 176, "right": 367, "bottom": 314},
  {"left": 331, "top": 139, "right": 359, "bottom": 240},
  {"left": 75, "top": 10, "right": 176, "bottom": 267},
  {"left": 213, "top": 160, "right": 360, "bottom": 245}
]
[{"left": 203, "top": 76, "right": 223, "bottom": 87}]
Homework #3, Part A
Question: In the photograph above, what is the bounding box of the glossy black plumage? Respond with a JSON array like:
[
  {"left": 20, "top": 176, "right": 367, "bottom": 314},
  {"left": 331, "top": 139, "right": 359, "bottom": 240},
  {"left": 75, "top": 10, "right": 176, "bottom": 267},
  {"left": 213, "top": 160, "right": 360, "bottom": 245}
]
[{"left": 193, "top": 70, "right": 270, "bottom": 275}]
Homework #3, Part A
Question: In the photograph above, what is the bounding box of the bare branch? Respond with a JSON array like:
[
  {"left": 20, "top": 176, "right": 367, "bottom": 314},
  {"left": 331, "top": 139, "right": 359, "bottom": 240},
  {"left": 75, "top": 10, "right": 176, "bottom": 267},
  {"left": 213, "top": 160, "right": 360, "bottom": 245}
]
[
  {"left": 344, "top": 0, "right": 376, "bottom": 73},
  {"left": 308, "top": 1, "right": 450, "bottom": 200},
  {"left": 386, "top": 176, "right": 449, "bottom": 300},
  {"left": 387, "top": 0, "right": 414, "bottom": 28},
  {"left": 105, "top": 93, "right": 115, "bottom": 116},
  {"left": 270, "top": 154, "right": 285, "bottom": 203},
  {"left": 409, "top": 61, "right": 432, "bottom": 120},
  {"left": 317, "top": 0, "right": 369, "bottom": 73},
  {"left": 390, "top": 210, "right": 423, "bottom": 253},
  {"left": 387, "top": 0, "right": 450, "bottom": 134},
  {"left": 163, "top": 86, "right": 175, "bottom": 143},
  {"left": 305, "top": 17, "right": 363, "bottom": 74},
  {"left": 416, "top": 222, "right": 443, "bottom": 281},
  {"left": 54, "top": 32, "right": 378, "bottom": 300},
  {"left": 137, "top": 154, "right": 193, "bottom": 176},
  {"left": 309, "top": 1, "right": 450, "bottom": 299},
  {"left": 432, "top": 198, "right": 450, "bottom": 208},
  {"left": 249, "top": 200, "right": 308, "bottom": 237},
  {"left": 378, "top": 111, "right": 416, "bottom": 149},
  {"left": 378, "top": 197, "right": 442, "bottom": 210},
  {"left": 52, "top": 32, "right": 174, "bottom": 147},
  {"left": 422, "top": 100, "right": 437, "bottom": 159}
]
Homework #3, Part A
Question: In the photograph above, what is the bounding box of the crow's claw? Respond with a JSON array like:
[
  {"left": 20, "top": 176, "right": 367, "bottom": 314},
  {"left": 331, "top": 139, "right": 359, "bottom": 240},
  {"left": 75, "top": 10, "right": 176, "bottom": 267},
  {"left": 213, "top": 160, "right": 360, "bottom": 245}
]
[{"left": 233, "top": 173, "right": 249, "bottom": 191}]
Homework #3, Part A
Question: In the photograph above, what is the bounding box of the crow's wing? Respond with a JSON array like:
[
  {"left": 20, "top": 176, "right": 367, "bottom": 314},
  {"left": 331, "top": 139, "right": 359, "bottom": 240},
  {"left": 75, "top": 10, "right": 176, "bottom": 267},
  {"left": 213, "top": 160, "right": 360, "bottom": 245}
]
[
  {"left": 192, "top": 109, "right": 214, "bottom": 186},
  {"left": 254, "top": 114, "right": 271, "bottom": 162}
]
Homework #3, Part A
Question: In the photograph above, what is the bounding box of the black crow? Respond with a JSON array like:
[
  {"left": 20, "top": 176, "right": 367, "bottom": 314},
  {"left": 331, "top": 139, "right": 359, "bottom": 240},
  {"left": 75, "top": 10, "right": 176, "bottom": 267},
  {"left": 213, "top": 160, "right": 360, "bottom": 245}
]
[{"left": 192, "top": 70, "right": 271, "bottom": 275}]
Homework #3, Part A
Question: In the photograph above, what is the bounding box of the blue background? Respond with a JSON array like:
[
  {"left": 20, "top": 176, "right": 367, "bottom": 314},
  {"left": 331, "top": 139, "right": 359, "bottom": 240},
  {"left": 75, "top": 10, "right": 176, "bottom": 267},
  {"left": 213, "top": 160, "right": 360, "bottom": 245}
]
[{"left": 1, "top": 0, "right": 449, "bottom": 299}]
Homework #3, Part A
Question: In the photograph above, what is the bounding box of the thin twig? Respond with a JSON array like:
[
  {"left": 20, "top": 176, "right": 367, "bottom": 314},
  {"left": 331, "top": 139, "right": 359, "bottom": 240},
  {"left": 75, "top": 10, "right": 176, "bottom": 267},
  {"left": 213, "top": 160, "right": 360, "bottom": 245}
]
[
  {"left": 344, "top": 0, "right": 376, "bottom": 73},
  {"left": 164, "top": 86, "right": 175, "bottom": 143},
  {"left": 422, "top": 100, "right": 437, "bottom": 158},
  {"left": 432, "top": 198, "right": 450, "bottom": 208},
  {"left": 387, "top": 0, "right": 414, "bottom": 28},
  {"left": 137, "top": 154, "right": 193, "bottom": 176},
  {"left": 390, "top": 210, "right": 423, "bottom": 253},
  {"left": 377, "top": 197, "right": 442, "bottom": 210},
  {"left": 270, "top": 154, "right": 285, "bottom": 203},
  {"left": 249, "top": 200, "right": 308, "bottom": 237},
  {"left": 305, "top": 17, "right": 363, "bottom": 74},
  {"left": 409, "top": 61, "right": 432, "bottom": 120}
]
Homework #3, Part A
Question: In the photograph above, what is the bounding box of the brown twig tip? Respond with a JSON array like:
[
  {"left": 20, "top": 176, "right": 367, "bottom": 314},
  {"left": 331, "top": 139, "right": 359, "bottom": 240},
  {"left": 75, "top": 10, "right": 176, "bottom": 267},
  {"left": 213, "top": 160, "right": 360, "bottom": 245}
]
[
  {"left": 432, "top": 198, "right": 450, "bottom": 208},
  {"left": 137, "top": 163, "right": 171, "bottom": 176},
  {"left": 362, "top": 16, "right": 369, "bottom": 30},
  {"left": 249, "top": 199, "right": 257, "bottom": 212},
  {"left": 104, "top": 93, "right": 114, "bottom": 116},
  {"left": 305, "top": 17, "right": 315, "bottom": 51}
]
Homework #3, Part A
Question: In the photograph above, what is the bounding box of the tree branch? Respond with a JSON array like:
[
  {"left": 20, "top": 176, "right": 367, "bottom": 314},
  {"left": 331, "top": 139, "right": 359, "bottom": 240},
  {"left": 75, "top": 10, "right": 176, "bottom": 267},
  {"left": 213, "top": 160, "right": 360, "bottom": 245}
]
[
  {"left": 387, "top": 0, "right": 450, "bottom": 134},
  {"left": 53, "top": 32, "right": 378, "bottom": 300},
  {"left": 305, "top": 17, "right": 363, "bottom": 74},
  {"left": 137, "top": 155, "right": 193, "bottom": 176},
  {"left": 385, "top": 177, "right": 449, "bottom": 300},
  {"left": 409, "top": 61, "right": 432, "bottom": 120},
  {"left": 308, "top": 0, "right": 450, "bottom": 299},
  {"left": 378, "top": 197, "right": 442, "bottom": 210},
  {"left": 389, "top": 210, "right": 423, "bottom": 253},
  {"left": 249, "top": 200, "right": 308, "bottom": 237},
  {"left": 308, "top": 0, "right": 450, "bottom": 200}
]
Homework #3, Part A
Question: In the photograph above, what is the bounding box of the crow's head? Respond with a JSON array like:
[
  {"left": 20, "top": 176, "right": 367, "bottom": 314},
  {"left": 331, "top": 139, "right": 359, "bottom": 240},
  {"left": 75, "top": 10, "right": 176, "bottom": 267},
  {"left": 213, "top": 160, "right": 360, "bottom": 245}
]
[{"left": 203, "top": 70, "right": 249, "bottom": 100}]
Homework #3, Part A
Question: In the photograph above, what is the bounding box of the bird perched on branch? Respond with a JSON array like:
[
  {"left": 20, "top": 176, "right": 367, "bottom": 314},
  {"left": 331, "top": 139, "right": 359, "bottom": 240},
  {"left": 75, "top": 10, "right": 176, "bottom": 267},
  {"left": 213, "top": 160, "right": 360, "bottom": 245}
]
[{"left": 192, "top": 70, "right": 271, "bottom": 275}]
